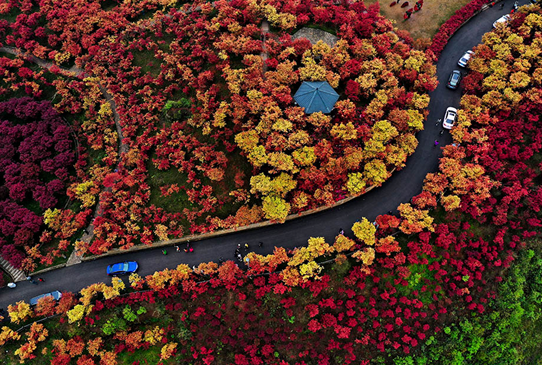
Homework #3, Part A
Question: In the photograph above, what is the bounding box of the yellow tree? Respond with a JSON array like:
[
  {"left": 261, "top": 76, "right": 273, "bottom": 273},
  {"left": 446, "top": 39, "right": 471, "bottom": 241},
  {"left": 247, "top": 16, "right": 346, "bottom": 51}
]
[
  {"left": 397, "top": 203, "right": 434, "bottom": 234},
  {"left": 352, "top": 247, "right": 375, "bottom": 266},
  {"left": 0, "top": 326, "right": 21, "bottom": 346},
  {"left": 8, "top": 301, "right": 33, "bottom": 324},
  {"left": 262, "top": 195, "right": 291, "bottom": 222},
  {"left": 129, "top": 273, "right": 145, "bottom": 290},
  {"left": 363, "top": 159, "right": 389, "bottom": 186},
  {"left": 160, "top": 342, "right": 178, "bottom": 360},
  {"left": 346, "top": 172, "right": 366, "bottom": 195},
  {"left": 441, "top": 194, "right": 461, "bottom": 211},
  {"left": 333, "top": 234, "right": 356, "bottom": 253},
  {"left": 352, "top": 218, "right": 376, "bottom": 246}
]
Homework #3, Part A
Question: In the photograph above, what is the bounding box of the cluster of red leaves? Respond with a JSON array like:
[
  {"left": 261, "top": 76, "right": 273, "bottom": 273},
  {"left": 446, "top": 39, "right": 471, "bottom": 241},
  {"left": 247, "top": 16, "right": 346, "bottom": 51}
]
[
  {"left": 0, "top": 98, "right": 75, "bottom": 268},
  {"left": 0, "top": 0, "right": 437, "bottom": 252}
]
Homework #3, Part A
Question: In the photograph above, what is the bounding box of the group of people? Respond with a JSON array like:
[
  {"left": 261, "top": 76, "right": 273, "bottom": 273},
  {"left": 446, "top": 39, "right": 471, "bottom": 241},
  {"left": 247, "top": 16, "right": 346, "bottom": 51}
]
[
  {"left": 171, "top": 241, "right": 193, "bottom": 254},
  {"left": 7, "top": 276, "right": 45, "bottom": 288},
  {"left": 235, "top": 243, "right": 249, "bottom": 261},
  {"left": 234, "top": 242, "right": 263, "bottom": 262},
  {"left": 26, "top": 276, "right": 45, "bottom": 285}
]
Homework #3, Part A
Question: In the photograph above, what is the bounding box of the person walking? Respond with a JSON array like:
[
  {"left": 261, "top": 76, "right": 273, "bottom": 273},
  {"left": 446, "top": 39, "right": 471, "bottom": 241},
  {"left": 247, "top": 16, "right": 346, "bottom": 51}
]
[
  {"left": 162, "top": 249, "right": 167, "bottom": 255},
  {"left": 258, "top": 242, "right": 263, "bottom": 248},
  {"left": 339, "top": 228, "right": 345, "bottom": 235},
  {"left": 176, "top": 245, "right": 180, "bottom": 252},
  {"left": 37, "top": 277, "right": 44, "bottom": 282},
  {"left": 434, "top": 140, "right": 439, "bottom": 147},
  {"left": 500, "top": 2, "right": 505, "bottom": 9},
  {"left": 31, "top": 280, "right": 38, "bottom": 285},
  {"left": 244, "top": 243, "right": 249, "bottom": 250}
]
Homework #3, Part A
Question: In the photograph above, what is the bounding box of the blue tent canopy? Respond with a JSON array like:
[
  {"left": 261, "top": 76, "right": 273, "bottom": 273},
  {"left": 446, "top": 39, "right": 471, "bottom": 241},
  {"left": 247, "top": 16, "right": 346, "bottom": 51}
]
[{"left": 293, "top": 81, "right": 339, "bottom": 114}]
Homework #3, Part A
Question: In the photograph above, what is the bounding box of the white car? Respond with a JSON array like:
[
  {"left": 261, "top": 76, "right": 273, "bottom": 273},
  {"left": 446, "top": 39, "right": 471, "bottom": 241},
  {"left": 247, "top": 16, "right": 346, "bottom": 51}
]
[
  {"left": 493, "top": 14, "right": 511, "bottom": 28},
  {"left": 457, "top": 50, "right": 474, "bottom": 67},
  {"left": 442, "top": 107, "right": 458, "bottom": 130}
]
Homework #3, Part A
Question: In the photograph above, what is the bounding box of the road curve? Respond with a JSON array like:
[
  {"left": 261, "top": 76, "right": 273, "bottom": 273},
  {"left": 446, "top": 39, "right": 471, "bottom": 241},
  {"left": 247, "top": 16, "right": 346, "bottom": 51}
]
[{"left": 0, "top": 0, "right": 528, "bottom": 309}]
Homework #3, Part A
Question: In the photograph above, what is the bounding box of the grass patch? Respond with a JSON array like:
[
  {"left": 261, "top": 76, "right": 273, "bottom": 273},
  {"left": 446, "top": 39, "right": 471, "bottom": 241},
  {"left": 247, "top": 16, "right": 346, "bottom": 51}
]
[
  {"left": 147, "top": 161, "right": 193, "bottom": 214},
  {"left": 131, "top": 49, "right": 162, "bottom": 77},
  {"left": 116, "top": 347, "right": 166, "bottom": 365},
  {"left": 365, "top": 0, "right": 474, "bottom": 40}
]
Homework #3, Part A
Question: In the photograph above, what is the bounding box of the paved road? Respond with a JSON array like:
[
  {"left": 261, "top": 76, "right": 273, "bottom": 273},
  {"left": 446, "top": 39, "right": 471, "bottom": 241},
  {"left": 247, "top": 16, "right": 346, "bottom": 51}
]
[{"left": 0, "top": 0, "right": 529, "bottom": 309}]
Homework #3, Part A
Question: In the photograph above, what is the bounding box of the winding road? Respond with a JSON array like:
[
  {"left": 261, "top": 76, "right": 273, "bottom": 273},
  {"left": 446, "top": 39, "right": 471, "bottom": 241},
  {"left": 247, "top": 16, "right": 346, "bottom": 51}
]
[{"left": 0, "top": 0, "right": 529, "bottom": 310}]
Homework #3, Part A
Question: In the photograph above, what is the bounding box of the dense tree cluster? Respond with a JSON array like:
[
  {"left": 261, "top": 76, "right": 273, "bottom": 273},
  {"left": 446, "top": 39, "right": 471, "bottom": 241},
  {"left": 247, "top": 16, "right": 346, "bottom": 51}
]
[
  {"left": 0, "top": 0, "right": 437, "bottom": 258},
  {"left": 2, "top": 5, "right": 541, "bottom": 365},
  {"left": 0, "top": 98, "right": 75, "bottom": 268}
]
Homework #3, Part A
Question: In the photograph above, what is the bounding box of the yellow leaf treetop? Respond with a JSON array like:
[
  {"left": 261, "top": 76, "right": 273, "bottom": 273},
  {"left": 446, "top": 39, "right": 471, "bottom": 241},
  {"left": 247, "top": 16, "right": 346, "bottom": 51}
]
[
  {"left": 397, "top": 203, "right": 434, "bottom": 234},
  {"left": 8, "top": 301, "right": 33, "bottom": 324},
  {"left": 352, "top": 218, "right": 376, "bottom": 246}
]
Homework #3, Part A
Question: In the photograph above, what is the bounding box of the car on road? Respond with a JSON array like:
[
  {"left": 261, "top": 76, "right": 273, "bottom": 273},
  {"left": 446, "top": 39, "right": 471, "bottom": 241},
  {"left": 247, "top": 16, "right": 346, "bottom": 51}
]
[
  {"left": 107, "top": 261, "right": 138, "bottom": 276},
  {"left": 493, "top": 14, "right": 511, "bottom": 28},
  {"left": 457, "top": 50, "right": 474, "bottom": 67},
  {"left": 447, "top": 70, "right": 462, "bottom": 89},
  {"left": 442, "top": 107, "right": 458, "bottom": 130},
  {"left": 29, "top": 291, "right": 62, "bottom": 306}
]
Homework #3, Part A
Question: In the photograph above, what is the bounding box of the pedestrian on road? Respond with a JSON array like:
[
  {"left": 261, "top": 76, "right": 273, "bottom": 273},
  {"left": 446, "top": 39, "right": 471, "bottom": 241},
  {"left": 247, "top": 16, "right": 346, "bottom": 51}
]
[
  {"left": 162, "top": 249, "right": 167, "bottom": 255},
  {"left": 237, "top": 253, "right": 243, "bottom": 261},
  {"left": 237, "top": 243, "right": 241, "bottom": 249},
  {"left": 189, "top": 246, "right": 194, "bottom": 253},
  {"left": 500, "top": 2, "right": 505, "bottom": 9},
  {"left": 339, "top": 228, "right": 345, "bottom": 235},
  {"left": 37, "top": 277, "right": 44, "bottom": 282},
  {"left": 26, "top": 276, "right": 32, "bottom": 281},
  {"left": 219, "top": 257, "right": 224, "bottom": 263},
  {"left": 258, "top": 242, "right": 263, "bottom": 248},
  {"left": 31, "top": 280, "right": 38, "bottom": 285},
  {"left": 434, "top": 140, "right": 439, "bottom": 147},
  {"left": 244, "top": 243, "right": 249, "bottom": 250},
  {"left": 176, "top": 245, "right": 180, "bottom": 252}
]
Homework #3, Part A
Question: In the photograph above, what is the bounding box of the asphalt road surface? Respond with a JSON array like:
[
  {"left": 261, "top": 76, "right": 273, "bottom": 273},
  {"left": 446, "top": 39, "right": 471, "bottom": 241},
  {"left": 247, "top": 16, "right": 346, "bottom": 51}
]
[{"left": 0, "top": 0, "right": 531, "bottom": 310}]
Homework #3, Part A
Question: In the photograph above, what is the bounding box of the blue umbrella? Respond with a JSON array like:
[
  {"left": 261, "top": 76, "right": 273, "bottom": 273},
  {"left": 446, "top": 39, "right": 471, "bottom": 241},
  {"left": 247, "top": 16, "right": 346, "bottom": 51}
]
[{"left": 293, "top": 81, "right": 339, "bottom": 114}]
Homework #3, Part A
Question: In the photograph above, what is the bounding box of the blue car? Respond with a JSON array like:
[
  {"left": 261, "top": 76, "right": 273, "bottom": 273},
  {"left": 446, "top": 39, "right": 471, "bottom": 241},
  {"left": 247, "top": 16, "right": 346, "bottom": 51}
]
[
  {"left": 106, "top": 261, "right": 138, "bottom": 276},
  {"left": 30, "top": 291, "right": 62, "bottom": 306}
]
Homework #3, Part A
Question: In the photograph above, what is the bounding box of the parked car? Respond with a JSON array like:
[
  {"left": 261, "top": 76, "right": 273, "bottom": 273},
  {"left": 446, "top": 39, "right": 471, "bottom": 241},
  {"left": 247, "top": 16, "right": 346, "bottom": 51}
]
[
  {"left": 29, "top": 291, "right": 62, "bottom": 306},
  {"left": 457, "top": 50, "right": 474, "bottom": 67},
  {"left": 107, "top": 261, "right": 138, "bottom": 276},
  {"left": 493, "top": 14, "right": 511, "bottom": 28},
  {"left": 442, "top": 107, "right": 458, "bottom": 130},
  {"left": 447, "top": 70, "right": 462, "bottom": 89}
]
